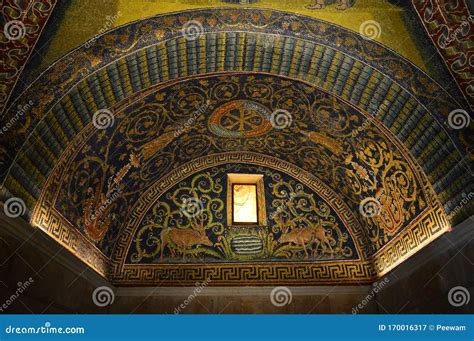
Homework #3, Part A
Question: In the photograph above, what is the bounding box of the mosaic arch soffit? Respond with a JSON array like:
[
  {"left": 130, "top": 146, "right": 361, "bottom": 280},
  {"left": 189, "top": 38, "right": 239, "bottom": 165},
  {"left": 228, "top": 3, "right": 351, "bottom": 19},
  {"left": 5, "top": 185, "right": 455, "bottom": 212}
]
[
  {"left": 1, "top": 8, "right": 472, "bottom": 221},
  {"left": 0, "top": 8, "right": 469, "bottom": 284},
  {"left": 25, "top": 72, "right": 450, "bottom": 284}
]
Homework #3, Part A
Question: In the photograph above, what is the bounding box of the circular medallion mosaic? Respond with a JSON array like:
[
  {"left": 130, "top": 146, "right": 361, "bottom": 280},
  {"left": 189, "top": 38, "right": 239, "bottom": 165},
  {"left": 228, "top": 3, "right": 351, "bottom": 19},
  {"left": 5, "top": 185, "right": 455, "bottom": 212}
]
[{"left": 208, "top": 100, "right": 273, "bottom": 138}]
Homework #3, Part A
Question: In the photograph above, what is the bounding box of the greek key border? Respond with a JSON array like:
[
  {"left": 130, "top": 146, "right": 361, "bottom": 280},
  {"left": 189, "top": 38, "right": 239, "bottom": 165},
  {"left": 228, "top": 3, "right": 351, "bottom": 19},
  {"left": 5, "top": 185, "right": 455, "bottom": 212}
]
[
  {"left": 111, "top": 152, "right": 369, "bottom": 272},
  {"left": 113, "top": 261, "right": 376, "bottom": 286}
]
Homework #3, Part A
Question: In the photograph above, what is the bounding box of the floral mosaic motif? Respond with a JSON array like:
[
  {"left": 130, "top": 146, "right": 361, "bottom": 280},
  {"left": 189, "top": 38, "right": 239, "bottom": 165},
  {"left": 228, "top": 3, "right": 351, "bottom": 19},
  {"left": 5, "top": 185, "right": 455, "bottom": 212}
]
[
  {"left": 130, "top": 171, "right": 225, "bottom": 263},
  {"left": 341, "top": 137, "right": 422, "bottom": 250},
  {"left": 267, "top": 178, "right": 354, "bottom": 259},
  {"left": 413, "top": 0, "right": 474, "bottom": 109},
  {"left": 1, "top": 7, "right": 469, "bottom": 175},
  {"left": 127, "top": 164, "right": 358, "bottom": 263},
  {"left": 44, "top": 73, "right": 428, "bottom": 259},
  {"left": 0, "top": 0, "right": 58, "bottom": 114}
]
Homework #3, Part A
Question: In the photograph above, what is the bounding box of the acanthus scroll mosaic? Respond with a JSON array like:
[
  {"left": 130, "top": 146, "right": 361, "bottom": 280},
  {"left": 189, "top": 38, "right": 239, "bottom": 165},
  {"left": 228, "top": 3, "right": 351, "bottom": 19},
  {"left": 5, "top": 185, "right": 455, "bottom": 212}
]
[
  {"left": 3, "top": 8, "right": 471, "bottom": 228},
  {"left": 31, "top": 73, "right": 450, "bottom": 284},
  {"left": 0, "top": 0, "right": 58, "bottom": 114},
  {"left": 126, "top": 164, "right": 359, "bottom": 264}
]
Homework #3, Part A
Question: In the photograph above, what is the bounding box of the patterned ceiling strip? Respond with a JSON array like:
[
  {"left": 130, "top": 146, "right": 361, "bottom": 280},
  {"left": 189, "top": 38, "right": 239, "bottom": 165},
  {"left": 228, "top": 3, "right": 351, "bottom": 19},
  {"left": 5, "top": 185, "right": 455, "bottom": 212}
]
[
  {"left": 412, "top": 0, "right": 474, "bottom": 110},
  {"left": 1, "top": 11, "right": 471, "bottom": 224},
  {"left": 117, "top": 261, "right": 376, "bottom": 286},
  {"left": 0, "top": 0, "right": 58, "bottom": 114}
]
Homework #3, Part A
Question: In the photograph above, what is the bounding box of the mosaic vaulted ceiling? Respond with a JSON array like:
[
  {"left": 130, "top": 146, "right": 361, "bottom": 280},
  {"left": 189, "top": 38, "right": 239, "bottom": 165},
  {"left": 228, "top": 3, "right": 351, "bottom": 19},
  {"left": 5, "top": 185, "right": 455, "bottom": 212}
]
[{"left": 0, "top": 7, "right": 472, "bottom": 285}]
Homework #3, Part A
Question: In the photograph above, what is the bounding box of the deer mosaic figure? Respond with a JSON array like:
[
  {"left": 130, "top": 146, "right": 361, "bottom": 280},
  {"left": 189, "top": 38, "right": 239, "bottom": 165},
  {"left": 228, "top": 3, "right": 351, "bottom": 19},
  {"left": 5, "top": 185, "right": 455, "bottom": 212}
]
[
  {"left": 160, "top": 217, "right": 213, "bottom": 261},
  {"left": 279, "top": 221, "right": 335, "bottom": 258},
  {"left": 312, "top": 222, "right": 336, "bottom": 256}
]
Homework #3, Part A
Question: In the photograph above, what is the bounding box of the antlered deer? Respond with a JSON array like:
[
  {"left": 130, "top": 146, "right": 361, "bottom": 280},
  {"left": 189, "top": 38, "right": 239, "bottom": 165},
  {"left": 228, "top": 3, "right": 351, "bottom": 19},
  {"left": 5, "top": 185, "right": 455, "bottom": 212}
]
[
  {"left": 279, "top": 226, "right": 315, "bottom": 257},
  {"left": 279, "top": 222, "right": 335, "bottom": 258},
  {"left": 161, "top": 228, "right": 213, "bottom": 261},
  {"left": 313, "top": 223, "right": 335, "bottom": 256}
]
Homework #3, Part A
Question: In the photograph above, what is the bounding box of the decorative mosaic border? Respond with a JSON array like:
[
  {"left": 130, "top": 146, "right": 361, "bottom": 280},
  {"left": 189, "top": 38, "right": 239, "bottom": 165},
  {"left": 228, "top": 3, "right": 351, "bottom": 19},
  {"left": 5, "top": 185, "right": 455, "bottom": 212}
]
[
  {"left": 29, "top": 70, "right": 451, "bottom": 285},
  {"left": 0, "top": 0, "right": 58, "bottom": 114},
  {"left": 12, "top": 8, "right": 455, "bottom": 284},
  {"left": 374, "top": 203, "right": 449, "bottom": 275},
  {"left": 3, "top": 22, "right": 470, "bottom": 224},
  {"left": 32, "top": 201, "right": 109, "bottom": 277},
  {"left": 110, "top": 205, "right": 449, "bottom": 285},
  {"left": 111, "top": 207, "right": 449, "bottom": 286},
  {"left": 111, "top": 151, "right": 369, "bottom": 272},
  {"left": 111, "top": 205, "right": 449, "bottom": 285},
  {"left": 412, "top": 0, "right": 473, "bottom": 110},
  {"left": 30, "top": 111, "right": 110, "bottom": 277},
  {"left": 113, "top": 261, "right": 376, "bottom": 286}
]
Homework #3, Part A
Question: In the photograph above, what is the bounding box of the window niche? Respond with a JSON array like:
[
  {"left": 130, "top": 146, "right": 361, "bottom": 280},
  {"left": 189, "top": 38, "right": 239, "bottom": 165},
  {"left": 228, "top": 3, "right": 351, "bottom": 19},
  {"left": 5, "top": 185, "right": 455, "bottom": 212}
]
[{"left": 227, "top": 174, "right": 266, "bottom": 226}]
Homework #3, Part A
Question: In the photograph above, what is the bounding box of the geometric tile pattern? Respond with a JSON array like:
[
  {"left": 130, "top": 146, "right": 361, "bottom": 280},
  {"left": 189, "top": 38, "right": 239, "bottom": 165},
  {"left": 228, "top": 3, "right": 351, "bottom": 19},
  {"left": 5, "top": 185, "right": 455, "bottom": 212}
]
[{"left": 0, "top": 8, "right": 467, "bottom": 284}]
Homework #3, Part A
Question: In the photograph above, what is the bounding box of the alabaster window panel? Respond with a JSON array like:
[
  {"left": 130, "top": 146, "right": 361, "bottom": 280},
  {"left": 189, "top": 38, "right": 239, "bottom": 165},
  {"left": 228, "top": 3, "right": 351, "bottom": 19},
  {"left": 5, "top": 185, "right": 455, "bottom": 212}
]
[
  {"left": 232, "top": 184, "right": 258, "bottom": 224},
  {"left": 227, "top": 173, "right": 266, "bottom": 226}
]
